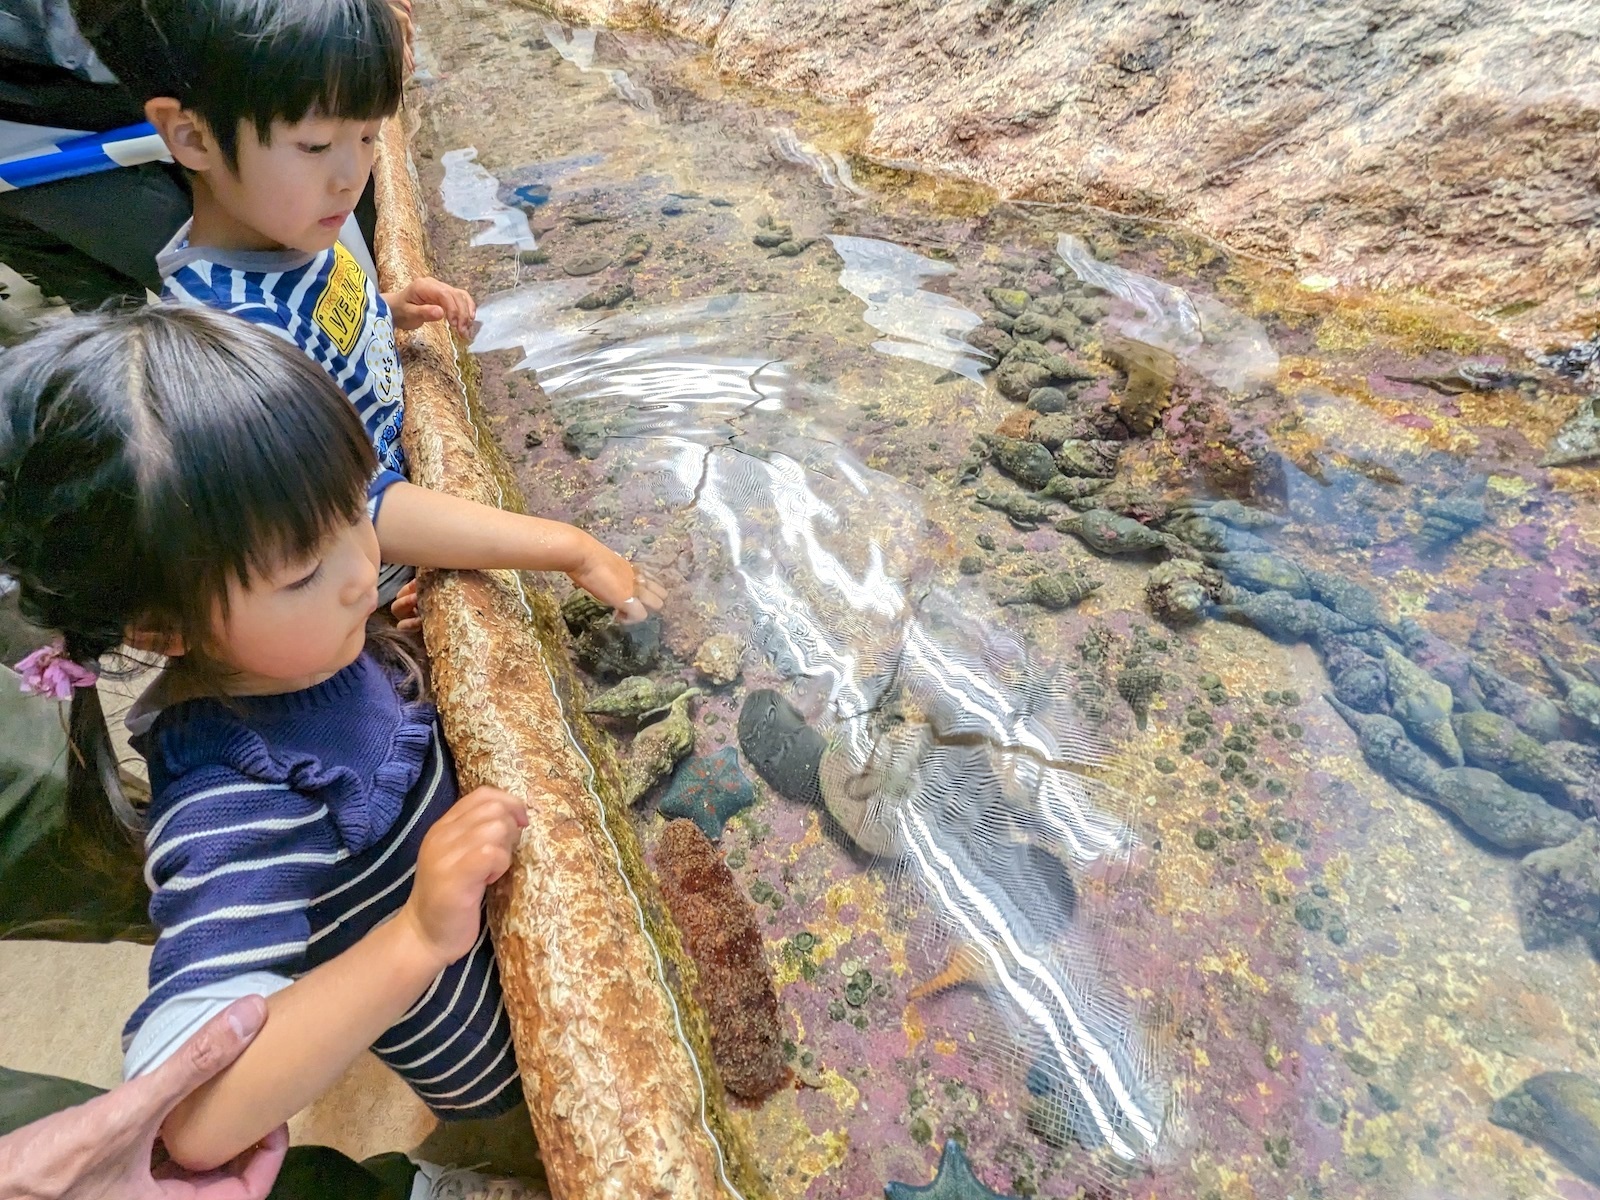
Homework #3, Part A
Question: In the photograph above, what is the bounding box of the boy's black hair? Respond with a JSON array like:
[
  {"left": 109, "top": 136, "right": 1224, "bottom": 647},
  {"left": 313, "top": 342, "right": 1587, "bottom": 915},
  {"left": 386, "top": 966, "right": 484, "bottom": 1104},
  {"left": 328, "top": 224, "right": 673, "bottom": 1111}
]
[{"left": 79, "top": 0, "right": 403, "bottom": 167}]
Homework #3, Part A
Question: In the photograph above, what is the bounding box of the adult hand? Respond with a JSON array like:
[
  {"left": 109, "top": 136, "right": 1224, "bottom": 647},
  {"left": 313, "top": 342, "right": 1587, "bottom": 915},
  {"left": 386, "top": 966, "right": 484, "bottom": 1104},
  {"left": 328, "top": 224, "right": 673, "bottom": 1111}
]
[{"left": 0, "top": 996, "right": 286, "bottom": 1199}]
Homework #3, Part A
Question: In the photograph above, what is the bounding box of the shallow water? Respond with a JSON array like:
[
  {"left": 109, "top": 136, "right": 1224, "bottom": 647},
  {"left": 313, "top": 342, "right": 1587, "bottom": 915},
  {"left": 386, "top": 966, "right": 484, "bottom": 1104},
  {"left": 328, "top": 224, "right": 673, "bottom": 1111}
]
[{"left": 411, "top": 6, "right": 1600, "bottom": 1198}]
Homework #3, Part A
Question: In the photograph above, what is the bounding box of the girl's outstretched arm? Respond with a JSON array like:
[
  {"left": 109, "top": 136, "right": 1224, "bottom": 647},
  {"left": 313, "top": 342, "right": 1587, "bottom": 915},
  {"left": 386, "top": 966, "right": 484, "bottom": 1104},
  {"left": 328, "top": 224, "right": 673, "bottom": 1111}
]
[
  {"left": 159, "top": 786, "right": 527, "bottom": 1171},
  {"left": 373, "top": 481, "right": 666, "bottom": 619}
]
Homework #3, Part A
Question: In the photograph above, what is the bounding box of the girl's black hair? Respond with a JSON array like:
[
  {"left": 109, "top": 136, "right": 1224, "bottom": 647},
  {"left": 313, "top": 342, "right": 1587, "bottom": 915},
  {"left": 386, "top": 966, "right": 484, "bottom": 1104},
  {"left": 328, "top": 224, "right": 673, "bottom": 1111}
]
[
  {"left": 82, "top": 0, "right": 403, "bottom": 167},
  {"left": 0, "top": 305, "right": 378, "bottom": 829}
]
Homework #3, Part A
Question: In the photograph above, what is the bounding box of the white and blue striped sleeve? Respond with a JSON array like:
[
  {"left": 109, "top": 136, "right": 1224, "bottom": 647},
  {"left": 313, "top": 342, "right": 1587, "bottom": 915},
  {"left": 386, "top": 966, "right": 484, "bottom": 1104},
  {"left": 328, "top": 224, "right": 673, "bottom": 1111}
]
[{"left": 122, "top": 769, "right": 349, "bottom": 1069}]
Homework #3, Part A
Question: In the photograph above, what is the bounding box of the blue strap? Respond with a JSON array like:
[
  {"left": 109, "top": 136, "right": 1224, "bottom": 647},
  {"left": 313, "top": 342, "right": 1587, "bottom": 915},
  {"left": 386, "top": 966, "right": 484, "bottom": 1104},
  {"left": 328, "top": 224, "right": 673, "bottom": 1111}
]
[{"left": 0, "top": 122, "right": 171, "bottom": 193}]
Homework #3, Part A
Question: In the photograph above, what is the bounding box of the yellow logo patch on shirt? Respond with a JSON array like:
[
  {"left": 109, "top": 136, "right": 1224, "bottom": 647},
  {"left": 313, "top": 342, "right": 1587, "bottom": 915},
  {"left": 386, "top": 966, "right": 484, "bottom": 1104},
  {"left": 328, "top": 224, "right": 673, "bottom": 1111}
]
[{"left": 312, "top": 242, "right": 368, "bottom": 355}]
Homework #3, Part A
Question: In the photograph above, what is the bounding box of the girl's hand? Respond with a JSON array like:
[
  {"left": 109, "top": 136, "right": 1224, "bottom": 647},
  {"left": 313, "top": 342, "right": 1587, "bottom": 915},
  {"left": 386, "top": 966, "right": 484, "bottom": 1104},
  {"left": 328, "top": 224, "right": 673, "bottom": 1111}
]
[
  {"left": 384, "top": 278, "right": 476, "bottom": 337},
  {"left": 568, "top": 541, "right": 667, "bottom": 624},
  {"left": 402, "top": 786, "right": 527, "bottom": 967},
  {"left": 391, "top": 577, "right": 421, "bottom": 633}
]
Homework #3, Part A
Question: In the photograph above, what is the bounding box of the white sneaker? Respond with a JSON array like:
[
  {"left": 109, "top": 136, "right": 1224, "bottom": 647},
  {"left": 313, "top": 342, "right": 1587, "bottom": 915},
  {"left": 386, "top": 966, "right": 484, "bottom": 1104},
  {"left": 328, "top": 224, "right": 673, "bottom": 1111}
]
[{"left": 411, "top": 1159, "right": 547, "bottom": 1200}]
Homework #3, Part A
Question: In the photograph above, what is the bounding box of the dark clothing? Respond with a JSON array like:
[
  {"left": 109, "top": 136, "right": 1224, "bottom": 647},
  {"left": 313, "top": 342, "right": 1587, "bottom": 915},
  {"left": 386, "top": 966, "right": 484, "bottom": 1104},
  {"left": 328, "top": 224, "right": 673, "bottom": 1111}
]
[{"left": 0, "top": 1065, "right": 418, "bottom": 1200}]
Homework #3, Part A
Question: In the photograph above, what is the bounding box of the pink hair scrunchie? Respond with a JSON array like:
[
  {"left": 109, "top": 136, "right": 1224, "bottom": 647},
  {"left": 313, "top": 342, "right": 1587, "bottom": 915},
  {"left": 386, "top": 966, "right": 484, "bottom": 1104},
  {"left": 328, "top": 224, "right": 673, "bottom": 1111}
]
[{"left": 14, "top": 642, "right": 99, "bottom": 700}]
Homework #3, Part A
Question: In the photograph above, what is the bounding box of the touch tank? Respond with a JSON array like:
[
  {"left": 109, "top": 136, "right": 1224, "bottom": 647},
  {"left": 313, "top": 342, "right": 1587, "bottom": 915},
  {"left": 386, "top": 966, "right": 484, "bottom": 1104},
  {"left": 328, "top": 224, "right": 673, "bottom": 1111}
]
[{"left": 402, "top": 5, "right": 1600, "bottom": 1198}]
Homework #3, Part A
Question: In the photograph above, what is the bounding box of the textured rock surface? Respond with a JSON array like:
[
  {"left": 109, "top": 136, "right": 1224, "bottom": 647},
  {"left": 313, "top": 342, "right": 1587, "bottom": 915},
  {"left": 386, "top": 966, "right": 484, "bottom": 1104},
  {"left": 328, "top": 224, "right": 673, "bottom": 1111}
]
[{"left": 543, "top": 0, "right": 1599, "bottom": 347}]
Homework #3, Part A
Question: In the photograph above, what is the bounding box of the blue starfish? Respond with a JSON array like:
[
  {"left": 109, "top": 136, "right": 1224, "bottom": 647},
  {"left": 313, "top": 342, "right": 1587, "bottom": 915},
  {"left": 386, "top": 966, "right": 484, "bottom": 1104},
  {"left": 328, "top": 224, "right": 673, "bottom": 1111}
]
[
  {"left": 885, "top": 1140, "right": 1019, "bottom": 1200},
  {"left": 657, "top": 746, "right": 756, "bottom": 839}
]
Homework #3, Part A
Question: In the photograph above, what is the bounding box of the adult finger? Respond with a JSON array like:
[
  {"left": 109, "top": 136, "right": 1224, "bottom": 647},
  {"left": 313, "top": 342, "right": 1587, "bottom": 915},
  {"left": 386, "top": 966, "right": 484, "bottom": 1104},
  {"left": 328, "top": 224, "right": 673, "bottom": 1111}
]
[{"left": 140, "top": 995, "right": 268, "bottom": 1114}]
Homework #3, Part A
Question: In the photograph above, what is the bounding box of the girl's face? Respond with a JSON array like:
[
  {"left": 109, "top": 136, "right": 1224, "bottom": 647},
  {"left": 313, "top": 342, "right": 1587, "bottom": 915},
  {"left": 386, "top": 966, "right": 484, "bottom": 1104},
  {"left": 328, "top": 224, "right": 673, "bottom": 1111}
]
[{"left": 208, "top": 513, "right": 382, "bottom": 695}]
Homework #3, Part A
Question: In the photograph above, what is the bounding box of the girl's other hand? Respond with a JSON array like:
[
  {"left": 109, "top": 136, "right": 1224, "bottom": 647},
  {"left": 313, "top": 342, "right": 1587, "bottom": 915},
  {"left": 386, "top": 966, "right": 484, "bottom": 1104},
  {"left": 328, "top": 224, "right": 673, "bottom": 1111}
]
[
  {"left": 390, "top": 577, "right": 421, "bottom": 633},
  {"left": 568, "top": 541, "right": 666, "bottom": 624},
  {"left": 384, "top": 278, "right": 477, "bottom": 338},
  {"left": 402, "top": 786, "right": 527, "bottom": 967}
]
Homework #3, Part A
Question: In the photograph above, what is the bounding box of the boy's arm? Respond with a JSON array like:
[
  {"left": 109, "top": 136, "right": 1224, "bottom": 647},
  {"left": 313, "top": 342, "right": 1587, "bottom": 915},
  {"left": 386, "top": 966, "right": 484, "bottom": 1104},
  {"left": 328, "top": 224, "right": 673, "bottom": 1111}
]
[
  {"left": 160, "top": 786, "right": 527, "bottom": 1170},
  {"left": 374, "top": 480, "right": 659, "bottom": 618}
]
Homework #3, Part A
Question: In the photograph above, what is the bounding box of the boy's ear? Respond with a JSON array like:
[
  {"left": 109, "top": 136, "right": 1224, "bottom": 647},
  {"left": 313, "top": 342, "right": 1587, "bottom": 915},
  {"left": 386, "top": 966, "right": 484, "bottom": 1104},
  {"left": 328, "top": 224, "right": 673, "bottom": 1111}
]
[
  {"left": 124, "top": 624, "right": 185, "bottom": 657},
  {"left": 144, "top": 97, "right": 216, "bottom": 172}
]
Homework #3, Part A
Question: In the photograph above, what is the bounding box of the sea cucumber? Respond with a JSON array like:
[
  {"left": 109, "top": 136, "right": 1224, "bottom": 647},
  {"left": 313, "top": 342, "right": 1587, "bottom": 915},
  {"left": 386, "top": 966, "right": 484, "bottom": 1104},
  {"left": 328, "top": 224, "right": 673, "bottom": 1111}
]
[{"left": 654, "top": 819, "right": 787, "bottom": 1100}]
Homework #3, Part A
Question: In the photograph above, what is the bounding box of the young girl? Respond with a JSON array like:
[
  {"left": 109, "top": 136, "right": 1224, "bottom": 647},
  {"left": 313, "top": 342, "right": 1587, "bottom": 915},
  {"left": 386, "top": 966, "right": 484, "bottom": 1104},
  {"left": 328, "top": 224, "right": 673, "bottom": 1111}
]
[{"left": 0, "top": 306, "right": 658, "bottom": 1177}]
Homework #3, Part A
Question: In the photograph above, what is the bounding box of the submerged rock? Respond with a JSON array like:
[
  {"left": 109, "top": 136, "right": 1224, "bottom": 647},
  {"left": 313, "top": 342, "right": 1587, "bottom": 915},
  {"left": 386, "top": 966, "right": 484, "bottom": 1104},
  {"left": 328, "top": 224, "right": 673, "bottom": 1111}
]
[
  {"left": 621, "top": 689, "right": 699, "bottom": 805},
  {"left": 1428, "top": 767, "right": 1581, "bottom": 852},
  {"left": 1491, "top": 1071, "right": 1600, "bottom": 1187},
  {"left": 738, "top": 689, "right": 825, "bottom": 805},
  {"left": 575, "top": 613, "right": 663, "bottom": 679},
  {"left": 692, "top": 634, "right": 744, "bottom": 686},
  {"left": 585, "top": 675, "right": 687, "bottom": 720},
  {"left": 1471, "top": 661, "right": 1565, "bottom": 742},
  {"left": 1543, "top": 396, "right": 1600, "bottom": 467},
  {"left": 1383, "top": 647, "right": 1463, "bottom": 766},
  {"left": 1517, "top": 824, "right": 1600, "bottom": 953},
  {"left": 1542, "top": 651, "right": 1600, "bottom": 736},
  {"left": 1145, "top": 559, "right": 1226, "bottom": 626},
  {"left": 998, "top": 568, "right": 1102, "bottom": 612},
  {"left": 654, "top": 819, "right": 786, "bottom": 1101}
]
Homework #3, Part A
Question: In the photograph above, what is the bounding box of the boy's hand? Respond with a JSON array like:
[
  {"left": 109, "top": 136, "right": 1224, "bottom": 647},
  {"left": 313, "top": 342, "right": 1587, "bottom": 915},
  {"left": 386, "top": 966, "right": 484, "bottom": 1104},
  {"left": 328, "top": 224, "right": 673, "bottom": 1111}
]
[
  {"left": 401, "top": 786, "right": 526, "bottom": 967},
  {"left": 391, "top": 577, "right": 421, "bottom": 633},
  {"left": 568, "top": 539, "right": 667, "bottom": 624},
  {"left": 385, "top": 277, "right": 476, "bottom": 338}
]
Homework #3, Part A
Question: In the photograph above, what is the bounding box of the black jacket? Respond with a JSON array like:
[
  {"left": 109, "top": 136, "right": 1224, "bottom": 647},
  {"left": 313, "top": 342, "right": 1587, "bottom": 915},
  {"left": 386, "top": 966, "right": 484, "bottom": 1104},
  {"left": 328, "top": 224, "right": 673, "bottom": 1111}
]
[{"left": 0, "top": 0, "right": 141, "bottom": 130}]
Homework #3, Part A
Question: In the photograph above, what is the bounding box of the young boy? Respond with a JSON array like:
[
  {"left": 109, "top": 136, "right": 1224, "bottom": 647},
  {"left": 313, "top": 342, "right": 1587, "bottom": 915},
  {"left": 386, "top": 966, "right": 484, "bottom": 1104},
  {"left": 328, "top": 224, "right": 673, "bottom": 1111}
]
[{"left": 86, "top": 0, "right": 469, "bottom": 600}]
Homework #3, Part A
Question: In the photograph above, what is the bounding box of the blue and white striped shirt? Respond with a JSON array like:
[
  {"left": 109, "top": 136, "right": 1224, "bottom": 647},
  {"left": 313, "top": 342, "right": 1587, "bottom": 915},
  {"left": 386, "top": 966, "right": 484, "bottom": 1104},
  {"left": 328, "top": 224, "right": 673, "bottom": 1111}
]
[
  {"left": 157, "top": 218, "right": 408, "bottom": 479},
  {"left": 123, "top": 654, "right": 520, "bottom": 1120}
]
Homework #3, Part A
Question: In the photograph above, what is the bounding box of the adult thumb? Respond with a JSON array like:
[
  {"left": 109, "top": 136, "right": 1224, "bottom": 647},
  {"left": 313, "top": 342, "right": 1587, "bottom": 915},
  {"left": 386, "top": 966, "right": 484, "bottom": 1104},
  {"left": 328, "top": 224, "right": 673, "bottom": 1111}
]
[{"left": 144, "top": 995, "right": 269, "bottom": 1112}]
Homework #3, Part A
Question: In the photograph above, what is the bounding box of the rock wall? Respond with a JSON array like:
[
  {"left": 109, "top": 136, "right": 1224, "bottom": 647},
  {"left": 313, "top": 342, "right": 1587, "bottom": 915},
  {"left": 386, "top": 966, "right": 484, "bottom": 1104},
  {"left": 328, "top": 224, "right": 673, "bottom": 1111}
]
[{"left": 538, "top": 0, "right": 1600, "bottom": 350}]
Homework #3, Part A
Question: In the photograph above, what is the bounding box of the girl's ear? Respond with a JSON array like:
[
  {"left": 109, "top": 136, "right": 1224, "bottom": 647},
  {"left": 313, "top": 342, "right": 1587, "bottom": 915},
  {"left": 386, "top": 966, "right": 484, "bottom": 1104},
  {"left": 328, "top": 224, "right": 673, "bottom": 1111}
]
[
  {"left": 124, "top": 624, "right": 185, "bottom": 657},
  {"left": 144, "top": 98, "right": 217, "bottom": 174}
]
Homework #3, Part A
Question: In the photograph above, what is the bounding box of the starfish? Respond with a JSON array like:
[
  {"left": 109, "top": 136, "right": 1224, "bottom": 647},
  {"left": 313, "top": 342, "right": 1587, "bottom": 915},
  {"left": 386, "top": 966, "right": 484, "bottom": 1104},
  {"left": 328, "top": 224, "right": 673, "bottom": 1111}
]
[
  {"left": 657, "top": 746, "right": 757, "bottom": 839},
  {"left": 885, "top": 1140, "right": 1019, "bottom": 1200}
]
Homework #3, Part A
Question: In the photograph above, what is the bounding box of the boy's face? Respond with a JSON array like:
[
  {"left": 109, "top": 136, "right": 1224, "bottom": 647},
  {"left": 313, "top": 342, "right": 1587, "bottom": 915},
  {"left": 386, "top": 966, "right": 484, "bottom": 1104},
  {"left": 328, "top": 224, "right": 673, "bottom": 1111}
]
[{"left": 203, "top": 114, "right": 383, "bottom": 254}]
